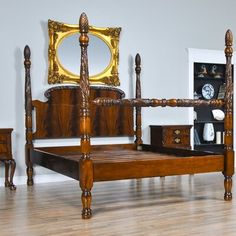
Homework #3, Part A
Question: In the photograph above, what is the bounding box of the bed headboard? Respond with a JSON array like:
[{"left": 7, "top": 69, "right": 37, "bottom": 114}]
[{"left": 31, "top": 86, "right": 134, "bottom": 139}]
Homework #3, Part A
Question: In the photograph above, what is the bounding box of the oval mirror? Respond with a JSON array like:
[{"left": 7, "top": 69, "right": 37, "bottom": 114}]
[
  {"left": 57, "top": 33, "right": 111, "bottom": 76},
  {"left": 48, "top": 19, "right": 121, "bottom": 86}
]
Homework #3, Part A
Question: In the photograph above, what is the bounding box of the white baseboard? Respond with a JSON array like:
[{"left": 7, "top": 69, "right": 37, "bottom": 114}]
[{"left": 0, "top": 174, "right": 73, "bottom": 187}]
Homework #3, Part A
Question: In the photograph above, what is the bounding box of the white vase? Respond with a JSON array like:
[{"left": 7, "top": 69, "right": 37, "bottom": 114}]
[{"left": 203, "top": 123, "right": 215, "bottom": 142}]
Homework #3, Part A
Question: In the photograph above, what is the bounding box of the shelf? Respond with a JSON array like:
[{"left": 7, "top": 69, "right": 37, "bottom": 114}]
[
  {"left": 194, "top": 76, "right": 224, "bottom": 81},
  {"left": 193, "top": 98, "right": 224, "bottom": 101},
  {"left": 194, "top": 144, "right": 224, "bottom": 147},
  {"left": 194, "top": 120, "right": 224, "bottom": 124},
  {"left": 193, "top": 62, "right": 226, "bottom": 153}
]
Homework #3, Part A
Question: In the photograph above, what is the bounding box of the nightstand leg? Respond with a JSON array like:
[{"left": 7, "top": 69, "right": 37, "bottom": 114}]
[
  {"left": 9, "top": 159, "right": 16, "bottom": 190},
  {"left": 4, "top": 161, "right": 10, "bottom": 187},
  {"left": 4, "top": 160, "right": 16, "bottom": 190}
]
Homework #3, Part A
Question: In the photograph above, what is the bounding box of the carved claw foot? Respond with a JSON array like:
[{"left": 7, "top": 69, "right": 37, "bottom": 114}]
[
  {"left": 5, "top": 181, "right": 16, "bottom": 190},
  {"left": 5, "top": 181, "right": 10, "bottom": 188},
  {"left": 10, "top": 183, "right": 16, "bottom": 190}
]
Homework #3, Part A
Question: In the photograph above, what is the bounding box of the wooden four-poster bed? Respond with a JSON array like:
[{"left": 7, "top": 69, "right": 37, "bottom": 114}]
[{"left": 24, "top": 13, "right": 234, "bottom": 219}]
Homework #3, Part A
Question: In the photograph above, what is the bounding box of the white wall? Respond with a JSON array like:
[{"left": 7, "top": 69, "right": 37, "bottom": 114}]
[{"left": 1, "top": 0, "right": 236, "bottom": 181}]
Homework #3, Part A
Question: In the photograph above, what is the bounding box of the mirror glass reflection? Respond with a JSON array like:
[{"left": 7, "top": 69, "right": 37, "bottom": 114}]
[{"left": 57, "top": 33, "right": 111, "bottom": 76}]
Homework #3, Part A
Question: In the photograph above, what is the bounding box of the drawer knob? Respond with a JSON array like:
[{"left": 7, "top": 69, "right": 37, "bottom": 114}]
[
  {"left": 174, "top": 129, "right": 181, "bottom": 135},
  {"left": 174, "top": 138, "right": 181, "bottom": 144}
]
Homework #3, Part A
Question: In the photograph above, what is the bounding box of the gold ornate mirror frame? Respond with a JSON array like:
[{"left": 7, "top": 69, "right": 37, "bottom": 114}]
[{"left": 48, "top": 19, "right": 121, "bottom": 86}]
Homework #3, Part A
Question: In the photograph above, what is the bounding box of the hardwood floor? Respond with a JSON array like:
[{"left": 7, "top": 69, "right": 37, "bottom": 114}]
[{"left": 0, "top": 173, "right": 235, "bottom": 236}]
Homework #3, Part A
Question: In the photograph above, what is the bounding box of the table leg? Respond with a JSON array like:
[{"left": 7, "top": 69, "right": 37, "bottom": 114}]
[
  {"left": 4, "top": 160, "right": 10, "bottom": 187},
  {"left": 4, "top": 159, "right": 16, "bottom": 190}
]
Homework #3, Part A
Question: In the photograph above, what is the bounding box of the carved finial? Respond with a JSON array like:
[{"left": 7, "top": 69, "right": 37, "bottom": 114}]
[
  {"left": 225, "top": 29, "right": 233, "bottom": 46},
  {"left": 135, "top": 53, "right": 141, "bottom": 75},
  {"left": 225, "top": 29, "right": 233, "bottom": 57},
  {"left": 79, "top": 12, "right": 90, "bottom": 111},
  {"left": 135, "top": 53, "right": 141, "bottom": 67},
  {"left": 79, "top": 12, "right": 89, "bottom": 34},
  {"left": 24, "top": 45, "right": 31, "bottom": 68},
  {"left": 24, "top": 45, "right": 31, "bottom": 60}
]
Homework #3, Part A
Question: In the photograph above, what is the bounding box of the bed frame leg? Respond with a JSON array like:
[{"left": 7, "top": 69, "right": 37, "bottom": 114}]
[
  {"left": 79, "top": 158, "right": 93, "bottom": 219},
  {"left": 224, "top": 175, "right": 232, "bottom": 201},
  {"left": 81, "top": 189, "right": 92, "bottom": 219},
  {"left": 26, "top": 166, "right": 34, "bottom": 186},
  {"left": 80, "top": 159, "right": 93, "bottom": 219},
  {"left": 26, "top": 147, "right": 34, "bottom": 186}
]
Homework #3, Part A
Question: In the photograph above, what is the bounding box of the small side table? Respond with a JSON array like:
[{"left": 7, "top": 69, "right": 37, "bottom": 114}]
[
  {"left": 150, "top": 125, "right": 192, "bottom": 149},
  {"left": 0, "top": 129, "right": 16, "bottom": 190}
]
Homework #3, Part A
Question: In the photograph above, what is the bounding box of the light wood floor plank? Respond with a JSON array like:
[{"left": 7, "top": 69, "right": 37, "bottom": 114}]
[{"left": 0, "top": 173, "right": 236, "bottom": 236}]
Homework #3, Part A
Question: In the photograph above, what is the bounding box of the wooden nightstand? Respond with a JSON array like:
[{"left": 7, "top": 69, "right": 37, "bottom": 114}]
[
  {"left": 0, "top": 129, "right": 16, "bottom": 190},
  {"left": 150, "top": 125, "right": 192, "bottom": 149}
]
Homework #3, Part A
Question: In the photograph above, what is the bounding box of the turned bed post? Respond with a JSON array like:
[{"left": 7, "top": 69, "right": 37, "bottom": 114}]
[
  {"left": 24, "top": 45, "right": 34, "bottom": 186},
  {"left": 78, "top": 13, "right": 93, "bottom": 219},
  {"left": 223, "top": 29, "right": 234, "bottom": 201},
  {"left": 135, "top": 53, "right": 143, "bottom": 148}
]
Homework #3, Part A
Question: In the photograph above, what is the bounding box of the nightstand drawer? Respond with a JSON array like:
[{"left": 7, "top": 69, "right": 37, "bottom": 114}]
[
  {"left": 0, "top": 134, "right": 7, "bottom": 143},
  {"left": 163, "top": 135, "right": 190, "bottom": 147},
  {"left": 164, "top": 127, "right": 190, "bottom": 137},
  {"left": 0, "top": 129, "right": 13, "bottom": 159},
  {"left": 0, "top": 144, "right": 8, "bottom": 153}
]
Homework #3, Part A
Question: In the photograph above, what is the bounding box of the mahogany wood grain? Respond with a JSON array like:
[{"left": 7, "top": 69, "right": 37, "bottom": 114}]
[{"left": 32, "top": 86, "right": 134, "bottom": 139}]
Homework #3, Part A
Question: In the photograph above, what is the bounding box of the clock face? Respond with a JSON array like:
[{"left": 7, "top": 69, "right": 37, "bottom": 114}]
[{"left": 202, "top": 83, "right": 214, "bottom": 99}]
